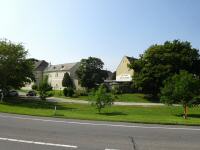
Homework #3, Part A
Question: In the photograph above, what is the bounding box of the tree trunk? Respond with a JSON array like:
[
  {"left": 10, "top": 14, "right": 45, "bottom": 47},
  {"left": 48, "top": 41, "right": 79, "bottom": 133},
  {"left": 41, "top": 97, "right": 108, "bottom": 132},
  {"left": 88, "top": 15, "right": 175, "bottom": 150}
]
[
  {"left": 183, "top": 104, "right": 188, "bottom": 119},
  {"left": 0, "top": 93, "right": 4, "bottom": 102}
]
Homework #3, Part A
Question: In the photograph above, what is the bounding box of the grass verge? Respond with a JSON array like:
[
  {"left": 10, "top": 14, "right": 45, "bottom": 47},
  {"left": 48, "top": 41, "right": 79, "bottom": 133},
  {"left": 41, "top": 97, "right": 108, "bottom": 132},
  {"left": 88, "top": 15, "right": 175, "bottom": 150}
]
[
  {"left": 0, "top": 97, "right": 200, "bottom": 126},
  {"left": 51, "top": 92, "right": 153, "bottom": 103}
]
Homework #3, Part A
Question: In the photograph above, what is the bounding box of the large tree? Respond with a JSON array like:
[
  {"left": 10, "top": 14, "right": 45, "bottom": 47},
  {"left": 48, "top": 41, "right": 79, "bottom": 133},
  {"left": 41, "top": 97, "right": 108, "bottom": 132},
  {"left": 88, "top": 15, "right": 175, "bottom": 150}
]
[
  {"left": 0, "top": 39, "right": 34, "bottom": 92},
  {"left": 160, "top": 71, "right": 200, "bottom": 119},
  {"left": 129, "top": 40, "right": 200, "bottom": 96},
  {"left": 76, "top": 57, "right": 108, "bottom": 89}
]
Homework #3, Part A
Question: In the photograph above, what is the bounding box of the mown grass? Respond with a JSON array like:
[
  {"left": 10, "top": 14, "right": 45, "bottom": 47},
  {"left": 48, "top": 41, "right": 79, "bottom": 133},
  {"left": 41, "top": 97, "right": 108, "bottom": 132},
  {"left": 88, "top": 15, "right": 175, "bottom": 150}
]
[
  {"left": 1, "top": 97, "right": 200, "bottom": 125},
  {"left": 50, "top": 91, "right": 152, "bottom": 103},
  {"left": 20, "top": 89, "right": 154, "bottom": 103},
  {"left": 115, "top": 93, "right": 153, "bottom": 103}
]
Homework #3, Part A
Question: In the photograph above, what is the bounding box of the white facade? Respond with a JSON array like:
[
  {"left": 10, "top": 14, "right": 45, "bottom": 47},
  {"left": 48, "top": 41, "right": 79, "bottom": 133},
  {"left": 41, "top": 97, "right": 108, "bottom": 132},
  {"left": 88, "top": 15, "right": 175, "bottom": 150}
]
[
  {"left": 116, "top": 56, "right": 134, "bottom": 82},
  {"left": 116, "top": 74, "right": 132, "bottom": 82},
  {"left": 43, "top": 62, "right": 82, "bottom": 90}
]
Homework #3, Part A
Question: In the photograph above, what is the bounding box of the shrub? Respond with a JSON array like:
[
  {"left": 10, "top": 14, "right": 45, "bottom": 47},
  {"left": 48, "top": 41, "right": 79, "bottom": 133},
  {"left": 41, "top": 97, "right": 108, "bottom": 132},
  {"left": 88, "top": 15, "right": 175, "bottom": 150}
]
[
  {"left": 38, "top": 76, "right": 52, "bottom": 100},
  {"left": 111, "top": 85, "right": 122, "bottom": 94},
  {"left": 63, "top": 87, "right": 74, "bottom": 97},
  {"left": 74, "top": 89, "right": 88, "bottom": 96},
  {"left": 32, "top": 84, "right": 38, "bottom": 90},
  {"left": 111, "top": 83, "right": 134, "bottom": 94}
]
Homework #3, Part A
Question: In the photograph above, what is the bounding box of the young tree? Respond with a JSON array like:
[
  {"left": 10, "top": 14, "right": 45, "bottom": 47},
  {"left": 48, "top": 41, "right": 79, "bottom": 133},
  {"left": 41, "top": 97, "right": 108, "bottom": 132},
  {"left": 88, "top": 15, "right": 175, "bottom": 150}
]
[
  {"left": 129, "top": 40, "right": 200, "bottom": 97},
  {"left": 91, "top": 84, "right": 114, "bottom": 113},
  {"left": 160, "top": 71, "right": 200, "bottom": 119},
  {"left": 76, "top": 57, "right": 108, "bottom": 89},
  {"left": 62, "top": 72, "right": 73, "bottom": 88},
  {"left": 38, "top": 76, "right": 52, "bottom": 100},
  {"left": 0, "top": 39, "right": 34, "bottom": 94}
]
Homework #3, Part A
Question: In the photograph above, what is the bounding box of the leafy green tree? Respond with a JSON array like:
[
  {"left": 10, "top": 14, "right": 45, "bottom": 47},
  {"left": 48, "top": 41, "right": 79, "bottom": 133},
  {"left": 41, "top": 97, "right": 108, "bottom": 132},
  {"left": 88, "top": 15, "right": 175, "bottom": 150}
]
[
  {"left": 62, "top": 72, "right": 73, "bottom": 88},
  {"left": 129, "top": 40, "right": 200, "bottom": 97},
  {"left": 38, "top": 76, "right": 52, "bottom": 100},
  {"left": 160, "top": 71, "right": 200, "bottom": 119},
  {"left": 91, "top": 84, "right": 114, "bottom": 113},
  {"left": 76, "top": 57, "right": 108, "bottom": 89},
  {"left": 0, "top": 39, "right": 34, "bottom": 93}
]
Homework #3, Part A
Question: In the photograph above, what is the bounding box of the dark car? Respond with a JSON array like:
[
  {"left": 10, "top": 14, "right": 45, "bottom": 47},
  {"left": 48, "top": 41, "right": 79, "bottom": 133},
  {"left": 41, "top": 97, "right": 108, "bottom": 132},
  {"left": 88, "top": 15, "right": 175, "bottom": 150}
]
[
  {"left": 26, "top": 91, "right": 37, "bottom": 96},
  {"left": 8, "top": 90, "right": 19, "bottom": 97}
]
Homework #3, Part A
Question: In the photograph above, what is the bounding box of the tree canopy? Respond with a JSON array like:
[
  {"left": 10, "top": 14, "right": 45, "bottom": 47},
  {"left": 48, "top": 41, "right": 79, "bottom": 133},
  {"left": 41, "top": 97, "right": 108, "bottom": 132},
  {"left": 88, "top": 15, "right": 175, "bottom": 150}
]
[
  {"left": 129, "top": 40, "right": 200, "bottom": 96},
  {"left": 160, "top": 70, "right": 200, "bottom": 119},
  {"left": 62, "top": 72, "right": 74, "bottom": 88},
  {"left": 76, "top": 57, "right": 108, "bottom": 89},
  {"left": 0, "top": 39, "right": 34, "bottom": 92}
]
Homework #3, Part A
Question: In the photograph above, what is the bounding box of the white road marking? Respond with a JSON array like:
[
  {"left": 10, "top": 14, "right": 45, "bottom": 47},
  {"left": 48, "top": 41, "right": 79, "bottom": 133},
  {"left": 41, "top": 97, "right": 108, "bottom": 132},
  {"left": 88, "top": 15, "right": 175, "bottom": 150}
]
[
  {"left": 0, "top": 137, "right": 77, "bottom": 148},
  {"left": 0, "top": 114, "right": 200, "bottom": 131},
  {"left": 105, "top": 149, "right": 120, "bottom": 150}
]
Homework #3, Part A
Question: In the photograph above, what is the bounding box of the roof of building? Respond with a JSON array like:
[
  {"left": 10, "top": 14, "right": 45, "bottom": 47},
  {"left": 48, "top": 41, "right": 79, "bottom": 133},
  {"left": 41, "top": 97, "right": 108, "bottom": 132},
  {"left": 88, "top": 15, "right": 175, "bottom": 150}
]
[
  {"left": 32, "top": 59, "right": 49, "bottom": 71},
  {"left": 44, "top": 62, "right": 79, "bottom": 72},
  {"left": 125, "top": 56, "right": 137, "bottom": 63},
  {"left": 115, "top": 56, "right": 136, "bottom": 71}
]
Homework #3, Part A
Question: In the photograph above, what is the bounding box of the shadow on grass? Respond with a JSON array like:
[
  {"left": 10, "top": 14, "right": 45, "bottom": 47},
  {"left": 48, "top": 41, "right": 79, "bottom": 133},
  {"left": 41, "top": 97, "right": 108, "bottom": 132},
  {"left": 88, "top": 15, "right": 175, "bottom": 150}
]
[
  {"left": 3, "top": 97, "right": 76, "bottom": 111},
  {"left": 188, "top": 114, "right": 200, "bottom": 118},
  {"left": 175, "top": 114, "right": 200, "bottom": 119},
  {"left": 143, "top": 94, "right": 160, "bottom": 103},
  {"left": 99, "top": 111, "right": 127, "bottom": 116}
]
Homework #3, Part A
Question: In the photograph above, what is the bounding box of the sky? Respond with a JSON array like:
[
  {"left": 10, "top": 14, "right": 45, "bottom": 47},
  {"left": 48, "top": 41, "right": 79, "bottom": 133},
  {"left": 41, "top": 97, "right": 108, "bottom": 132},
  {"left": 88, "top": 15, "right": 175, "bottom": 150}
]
[{"left": 0, "top": 0, "right": 200, "bottom": 71}]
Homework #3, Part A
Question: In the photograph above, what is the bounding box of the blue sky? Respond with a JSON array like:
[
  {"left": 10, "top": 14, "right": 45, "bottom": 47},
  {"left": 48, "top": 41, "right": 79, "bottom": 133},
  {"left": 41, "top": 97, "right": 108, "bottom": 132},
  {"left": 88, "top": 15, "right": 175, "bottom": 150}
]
[{"left": 0, "top": 0, "right": 200, "bottom": 71}]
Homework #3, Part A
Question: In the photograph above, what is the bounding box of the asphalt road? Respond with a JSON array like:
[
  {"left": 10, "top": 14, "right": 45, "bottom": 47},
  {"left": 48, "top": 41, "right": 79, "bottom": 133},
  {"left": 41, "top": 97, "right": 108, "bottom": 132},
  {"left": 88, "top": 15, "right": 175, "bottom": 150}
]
[{"left": 0, "top": 113, "right": 200, "bottom": 150}]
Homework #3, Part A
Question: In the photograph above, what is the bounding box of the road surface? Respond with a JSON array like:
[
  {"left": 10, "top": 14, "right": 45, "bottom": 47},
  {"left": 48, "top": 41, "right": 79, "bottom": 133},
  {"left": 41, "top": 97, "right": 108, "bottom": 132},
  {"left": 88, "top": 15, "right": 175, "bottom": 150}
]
[{"left": 0, "top": 113, "right": 199, "bottom": 150}]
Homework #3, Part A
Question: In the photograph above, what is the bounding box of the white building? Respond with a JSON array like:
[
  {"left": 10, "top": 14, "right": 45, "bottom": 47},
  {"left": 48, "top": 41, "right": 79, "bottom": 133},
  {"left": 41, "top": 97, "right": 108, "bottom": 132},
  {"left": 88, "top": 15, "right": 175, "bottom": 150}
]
[
  {"left": 43, "top": 62, "right": 82, "bottom": 90},
  {"left": 116, "top": 56, "right": 134, "bottom": 82}
]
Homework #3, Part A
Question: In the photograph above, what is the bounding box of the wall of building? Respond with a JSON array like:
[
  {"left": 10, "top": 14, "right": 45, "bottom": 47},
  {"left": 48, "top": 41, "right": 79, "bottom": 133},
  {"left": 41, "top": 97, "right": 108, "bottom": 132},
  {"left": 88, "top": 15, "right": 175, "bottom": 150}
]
[
  {"left": 44, "top": 69, "right": 83, "bottom": 90},
  {"left": 34, "top": 71, "right": 43, "bottom": 86},
  {"left": 44, "top": 71, "right": 67, "bottom": 90},
  {"left": 116, "top": 57, "right": 134, "bottom": 81}
]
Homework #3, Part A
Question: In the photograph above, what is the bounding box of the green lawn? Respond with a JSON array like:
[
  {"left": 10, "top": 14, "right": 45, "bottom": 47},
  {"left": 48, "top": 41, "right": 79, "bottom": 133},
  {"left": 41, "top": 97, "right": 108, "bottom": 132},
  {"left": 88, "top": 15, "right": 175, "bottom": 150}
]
[
  {"left": 1, "top": 97, "right": 200, "bottom": 125},
  {"left": 116, "top": 93, "right": 153, "bottom": 103},
  {"left": 51, "top": 91, "right": 153, "bottom": 103},
  {"left": 20, "top": 89, "right": 154, "bottom": 103}
]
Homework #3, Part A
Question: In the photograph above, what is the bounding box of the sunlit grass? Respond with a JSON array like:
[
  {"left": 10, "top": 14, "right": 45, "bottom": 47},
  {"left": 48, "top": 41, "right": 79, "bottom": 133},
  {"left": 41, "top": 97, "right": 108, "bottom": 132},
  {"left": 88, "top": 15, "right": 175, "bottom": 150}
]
[{"left": 0, "top": 97, "right": 200, "bottom": 125}]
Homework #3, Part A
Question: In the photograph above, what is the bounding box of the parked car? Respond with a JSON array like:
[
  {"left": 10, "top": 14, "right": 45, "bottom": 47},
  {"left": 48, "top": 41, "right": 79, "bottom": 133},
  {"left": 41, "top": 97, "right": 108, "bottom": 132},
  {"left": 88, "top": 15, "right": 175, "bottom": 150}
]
[
  {"left": 8, "top": 90, "right": 19, "bottom": 97},
  {"left": 26, "top": 90, "right": 37, "bottom": 96}
]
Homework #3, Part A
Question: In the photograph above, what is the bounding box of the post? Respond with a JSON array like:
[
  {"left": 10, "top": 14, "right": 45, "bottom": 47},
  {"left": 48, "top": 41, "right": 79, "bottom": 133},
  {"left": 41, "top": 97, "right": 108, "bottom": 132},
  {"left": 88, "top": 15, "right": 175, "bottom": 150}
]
[
  {"left": 183, "top": 104, "right": 188, "bottom": 119},
  {"left": 54, "top": 106, "right": 57, "bottom": 116}
]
